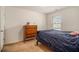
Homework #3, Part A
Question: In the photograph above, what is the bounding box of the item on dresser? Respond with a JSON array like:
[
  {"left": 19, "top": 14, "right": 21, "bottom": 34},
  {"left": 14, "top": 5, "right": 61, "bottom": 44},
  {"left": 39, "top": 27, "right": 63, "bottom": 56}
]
[{"left": 23, "top": 25, "right": 37, "bottom": 41}]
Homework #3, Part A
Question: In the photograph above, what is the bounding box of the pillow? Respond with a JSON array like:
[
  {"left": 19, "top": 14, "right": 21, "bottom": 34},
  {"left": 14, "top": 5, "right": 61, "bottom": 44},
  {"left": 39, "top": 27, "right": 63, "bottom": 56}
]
[{"left": 69, "top": 31, "right": 79, "bottom": 36}]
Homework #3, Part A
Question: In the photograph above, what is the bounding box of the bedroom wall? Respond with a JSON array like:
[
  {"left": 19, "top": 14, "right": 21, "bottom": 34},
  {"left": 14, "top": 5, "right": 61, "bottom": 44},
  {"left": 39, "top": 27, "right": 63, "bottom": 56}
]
[
  {"left": 5, "top": 7, "right": 46, "bottom": 44},
  {"left": 47, "top": 7, "right": 79, "bottom": 31}
]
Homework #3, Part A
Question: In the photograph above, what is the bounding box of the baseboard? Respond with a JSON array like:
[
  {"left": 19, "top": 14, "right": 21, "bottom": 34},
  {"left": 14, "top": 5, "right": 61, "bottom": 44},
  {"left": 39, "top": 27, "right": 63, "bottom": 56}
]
[
  {"left": 4, "top": 39, "right": 36, "bottom": 46},
  {"left": 4, "top": 40, "right": 23, "bottom": 46}
]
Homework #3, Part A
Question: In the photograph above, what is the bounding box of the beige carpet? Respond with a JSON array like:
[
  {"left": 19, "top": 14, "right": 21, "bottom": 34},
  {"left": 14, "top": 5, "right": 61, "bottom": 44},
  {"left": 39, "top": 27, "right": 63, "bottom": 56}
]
[{"left": 2, "top": 40, "right": 52, "bottom": 52}]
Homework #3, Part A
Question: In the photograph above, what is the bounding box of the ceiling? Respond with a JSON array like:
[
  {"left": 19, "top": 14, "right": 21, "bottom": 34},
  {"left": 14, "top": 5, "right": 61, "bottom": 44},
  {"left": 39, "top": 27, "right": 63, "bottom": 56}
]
[{"left": 15, "top": 6, "right": 67, "bottom": 14}]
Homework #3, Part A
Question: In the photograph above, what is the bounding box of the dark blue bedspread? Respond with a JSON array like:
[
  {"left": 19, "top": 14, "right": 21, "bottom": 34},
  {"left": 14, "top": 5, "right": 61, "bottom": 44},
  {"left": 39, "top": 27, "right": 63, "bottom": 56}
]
[{"left": 37, "top": 29, "right": 79, "bottom": 52}]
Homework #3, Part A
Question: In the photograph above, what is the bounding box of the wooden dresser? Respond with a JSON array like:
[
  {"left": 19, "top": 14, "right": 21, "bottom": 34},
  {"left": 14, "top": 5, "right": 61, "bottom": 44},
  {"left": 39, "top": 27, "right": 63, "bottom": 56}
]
[{"left": 23, "top": 25, "right": 37, "bottom": 41}]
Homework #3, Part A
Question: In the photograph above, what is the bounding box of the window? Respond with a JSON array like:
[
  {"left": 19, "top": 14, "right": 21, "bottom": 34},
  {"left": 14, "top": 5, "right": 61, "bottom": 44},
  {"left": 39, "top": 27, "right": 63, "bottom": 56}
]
[{"left": 53, "top": 16, "right": 62, "bottom": 30}]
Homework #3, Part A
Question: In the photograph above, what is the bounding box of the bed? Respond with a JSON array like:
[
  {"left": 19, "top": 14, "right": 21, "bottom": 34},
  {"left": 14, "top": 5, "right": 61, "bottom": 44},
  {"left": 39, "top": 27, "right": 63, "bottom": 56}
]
[{"left": 36, "top": 29, "right": 79, "bottom": 52}]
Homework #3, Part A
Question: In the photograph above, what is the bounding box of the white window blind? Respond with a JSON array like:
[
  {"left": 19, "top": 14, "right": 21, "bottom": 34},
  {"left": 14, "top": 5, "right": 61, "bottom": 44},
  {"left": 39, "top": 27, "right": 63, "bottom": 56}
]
[{"left": 53, "top": 16, "right": 62, "bottom": 30}]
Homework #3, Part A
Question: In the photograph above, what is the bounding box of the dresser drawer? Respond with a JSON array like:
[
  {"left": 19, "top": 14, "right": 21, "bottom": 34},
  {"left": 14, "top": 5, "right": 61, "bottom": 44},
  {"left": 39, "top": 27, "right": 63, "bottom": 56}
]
[
  {"left": 25, "top": 29, "right": 37, "bottom": 34},
  {"left": 24, "top": 25, "right": 37, "bottom": 29},
  {"left": 26, "top": 34, "right": 36, "bottom": 38}
]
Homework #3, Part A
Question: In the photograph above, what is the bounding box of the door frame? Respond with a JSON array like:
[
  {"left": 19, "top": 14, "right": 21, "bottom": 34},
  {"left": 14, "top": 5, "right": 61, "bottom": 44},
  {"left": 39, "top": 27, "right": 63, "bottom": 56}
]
[{"left": 0, "top": 6, "right": 5, "bottom": 51}]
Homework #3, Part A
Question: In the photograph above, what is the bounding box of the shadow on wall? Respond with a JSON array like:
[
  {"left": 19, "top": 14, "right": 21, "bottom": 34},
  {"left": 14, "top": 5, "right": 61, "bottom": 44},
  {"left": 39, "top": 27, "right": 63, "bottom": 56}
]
[{"left": 5, "top": 25, "right": 24, "bottom": 44}]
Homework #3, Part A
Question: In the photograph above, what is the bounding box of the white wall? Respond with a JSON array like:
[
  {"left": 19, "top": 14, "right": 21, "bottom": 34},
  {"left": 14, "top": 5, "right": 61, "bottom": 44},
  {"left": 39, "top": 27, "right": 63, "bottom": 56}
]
[
  {"left": 47, "top": 7, "right": 79, "bottom": 31},
  {"left": 5, "top": 7, "right": 46, "bottom": 44}
]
